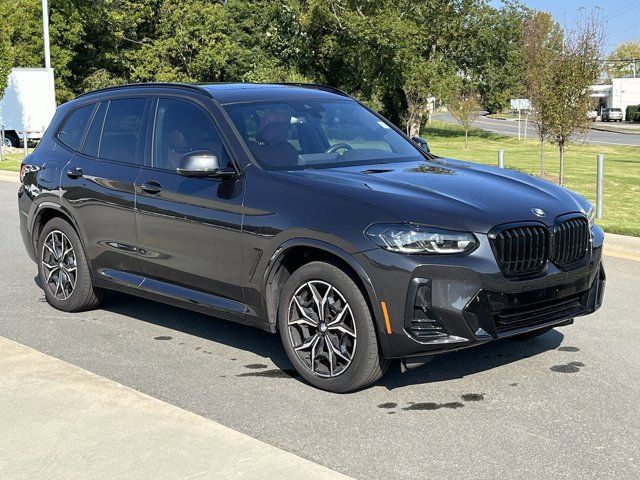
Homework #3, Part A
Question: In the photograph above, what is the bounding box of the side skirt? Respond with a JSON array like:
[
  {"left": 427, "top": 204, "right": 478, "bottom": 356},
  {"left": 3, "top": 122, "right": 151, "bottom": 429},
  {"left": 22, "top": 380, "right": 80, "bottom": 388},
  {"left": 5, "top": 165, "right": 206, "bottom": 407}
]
[{"left": 93, "top": 269, "right": 272, "bottom": 332}]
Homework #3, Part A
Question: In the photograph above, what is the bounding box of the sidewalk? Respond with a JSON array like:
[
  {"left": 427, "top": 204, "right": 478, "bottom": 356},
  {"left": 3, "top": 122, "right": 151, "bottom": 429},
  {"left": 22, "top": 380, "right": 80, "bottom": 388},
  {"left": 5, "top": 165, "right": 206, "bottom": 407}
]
[{"left": 0, "top": 337, "right": 351, "bottom": 480}]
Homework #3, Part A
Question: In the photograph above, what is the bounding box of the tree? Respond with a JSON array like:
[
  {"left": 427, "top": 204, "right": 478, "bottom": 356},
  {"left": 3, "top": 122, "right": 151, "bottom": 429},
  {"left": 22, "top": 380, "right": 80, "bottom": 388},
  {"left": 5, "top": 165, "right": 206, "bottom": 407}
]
[
  {"left": 448, "top": 85, "right": 481, "bottom": 149},
  {"left": 546, "top": 12, "right": 603, "bottom": 186},
  {"left": 605, "top": 40, "right": 640, "bottom": 79},
  {"left": 458, "top": 0, "right": 529, "bottom": 113},
  {"left": 0, "top": 0, "right": 531, "bottom": 126},
  {"left": 523, "top": 10, "right": 603, "bottom": 185},
  {"left": 0, "top": 25, "right": 12, "bottom": 99},
  {"left": 523, "top": 12, "right": 563, "bottom": 175}
]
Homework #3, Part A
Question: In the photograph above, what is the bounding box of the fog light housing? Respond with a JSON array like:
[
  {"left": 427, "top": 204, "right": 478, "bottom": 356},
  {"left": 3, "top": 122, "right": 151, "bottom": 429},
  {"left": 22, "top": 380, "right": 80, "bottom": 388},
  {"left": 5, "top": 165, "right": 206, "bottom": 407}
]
[{"left": 405, "top": 279, "right": 447, "bottom": 339}]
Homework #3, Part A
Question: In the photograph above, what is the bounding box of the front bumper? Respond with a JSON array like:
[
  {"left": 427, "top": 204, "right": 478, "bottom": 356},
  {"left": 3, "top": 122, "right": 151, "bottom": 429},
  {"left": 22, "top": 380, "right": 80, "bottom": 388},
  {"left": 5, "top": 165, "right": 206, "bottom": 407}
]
[{"left": 355, "top": 228, "right": 605, "bottom": 359}]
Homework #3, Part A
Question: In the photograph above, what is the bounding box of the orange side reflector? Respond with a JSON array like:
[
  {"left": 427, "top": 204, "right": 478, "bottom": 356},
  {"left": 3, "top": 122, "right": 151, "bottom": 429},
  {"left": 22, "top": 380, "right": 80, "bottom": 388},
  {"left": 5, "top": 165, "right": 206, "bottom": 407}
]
[{"left": 380, "top": 301, "right": 392, "bottom": 334}]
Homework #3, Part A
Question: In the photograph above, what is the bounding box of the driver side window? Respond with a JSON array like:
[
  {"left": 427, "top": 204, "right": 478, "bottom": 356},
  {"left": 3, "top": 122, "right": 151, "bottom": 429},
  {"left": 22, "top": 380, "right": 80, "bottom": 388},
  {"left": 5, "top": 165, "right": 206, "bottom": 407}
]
[{"left": 153, "top": 98, "right": 230, "bottom": 171}]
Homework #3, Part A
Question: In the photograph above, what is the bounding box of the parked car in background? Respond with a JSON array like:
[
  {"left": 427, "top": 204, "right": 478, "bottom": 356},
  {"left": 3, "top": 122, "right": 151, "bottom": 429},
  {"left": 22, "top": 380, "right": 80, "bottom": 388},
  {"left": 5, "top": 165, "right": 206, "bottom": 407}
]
[
  {"left": 17, "top": 83, "right": 605, "bottom": 392},
  {"left": 602, "top": 107, "right": 623, "bottom": 122},
  {"left": 587, "top": 110, "right": 598, "bottom": 122}
]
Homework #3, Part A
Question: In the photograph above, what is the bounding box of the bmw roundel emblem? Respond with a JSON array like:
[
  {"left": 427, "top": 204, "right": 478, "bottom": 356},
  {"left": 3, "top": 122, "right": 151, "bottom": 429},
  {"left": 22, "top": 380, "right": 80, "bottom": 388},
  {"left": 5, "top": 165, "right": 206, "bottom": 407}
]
[{"left": 531, "top": 208, "right": 546, "bottom": 218}]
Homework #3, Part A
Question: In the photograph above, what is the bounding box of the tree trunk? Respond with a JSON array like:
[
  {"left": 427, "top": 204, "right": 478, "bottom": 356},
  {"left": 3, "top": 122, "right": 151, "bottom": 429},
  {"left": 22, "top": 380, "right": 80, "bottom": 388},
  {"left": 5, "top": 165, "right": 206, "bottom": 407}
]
[
  {"left": 539, "top": 138, "right": 544, "bottom": 175},
  {"left": 559, "top": 143, "right": 565, "bottom": 186},
  {"left": 464, "top": 129, "right": 468, "bottom": 149},
  {"left": 408, "top": 113, "right": 423, "bottom": 138}
]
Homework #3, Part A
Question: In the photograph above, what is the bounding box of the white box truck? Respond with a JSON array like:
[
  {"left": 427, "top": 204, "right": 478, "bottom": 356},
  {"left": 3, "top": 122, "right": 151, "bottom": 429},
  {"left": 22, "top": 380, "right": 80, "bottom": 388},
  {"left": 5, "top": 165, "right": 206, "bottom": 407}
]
[{"left": 0, "top": 67, "right": 56, "bottom": 148}]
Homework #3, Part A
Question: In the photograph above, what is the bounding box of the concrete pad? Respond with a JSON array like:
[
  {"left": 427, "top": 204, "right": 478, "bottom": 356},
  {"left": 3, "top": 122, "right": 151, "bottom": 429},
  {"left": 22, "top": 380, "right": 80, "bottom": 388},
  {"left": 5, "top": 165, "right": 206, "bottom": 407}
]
[{"left": 0, "top": 337, "right": 351, "bottom": 480}]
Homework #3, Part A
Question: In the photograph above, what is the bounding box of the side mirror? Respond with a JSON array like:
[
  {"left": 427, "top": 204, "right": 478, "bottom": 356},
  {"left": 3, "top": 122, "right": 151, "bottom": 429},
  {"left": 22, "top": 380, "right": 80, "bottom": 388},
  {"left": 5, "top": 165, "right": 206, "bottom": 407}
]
[
  {"left": 176, "top": 150, "right": 235, "bottom": 179},
  {"left": 412, "top": 136, "right": 430, "bottom": 153}
]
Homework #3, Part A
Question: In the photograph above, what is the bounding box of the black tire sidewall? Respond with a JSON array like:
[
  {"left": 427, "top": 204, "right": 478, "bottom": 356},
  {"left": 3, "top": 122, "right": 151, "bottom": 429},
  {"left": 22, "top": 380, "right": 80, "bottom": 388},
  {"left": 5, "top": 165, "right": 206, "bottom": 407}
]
[{"left": 278, "top": 261, "right": 382, "bottom": 393}]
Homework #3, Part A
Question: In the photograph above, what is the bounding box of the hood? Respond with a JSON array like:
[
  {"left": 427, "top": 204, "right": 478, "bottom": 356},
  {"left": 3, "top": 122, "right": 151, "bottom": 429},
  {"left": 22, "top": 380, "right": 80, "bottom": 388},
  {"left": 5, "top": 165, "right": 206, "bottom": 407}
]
[{"left": 271, "top": 159, "right": 589, "bottom": 233}]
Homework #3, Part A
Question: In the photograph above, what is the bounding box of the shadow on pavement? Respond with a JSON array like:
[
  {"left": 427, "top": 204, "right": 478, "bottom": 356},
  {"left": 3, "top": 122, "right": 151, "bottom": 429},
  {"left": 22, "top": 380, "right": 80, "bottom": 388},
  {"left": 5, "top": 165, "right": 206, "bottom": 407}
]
[
  {"left": 100, "top": 290, "right": 293, "bottom": 369},
  {"left": 377, "top": 329, "right": 564, "bottom": 390},
  {"left": 95, "top": 290, "right": 564, "bottom": 392}
]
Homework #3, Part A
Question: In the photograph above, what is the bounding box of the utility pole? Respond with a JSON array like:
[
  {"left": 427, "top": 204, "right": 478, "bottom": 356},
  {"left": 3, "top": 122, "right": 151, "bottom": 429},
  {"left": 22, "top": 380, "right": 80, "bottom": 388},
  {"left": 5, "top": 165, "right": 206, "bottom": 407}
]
[{"left": 42, "top": 0, "right": 51, "bottom": 69}]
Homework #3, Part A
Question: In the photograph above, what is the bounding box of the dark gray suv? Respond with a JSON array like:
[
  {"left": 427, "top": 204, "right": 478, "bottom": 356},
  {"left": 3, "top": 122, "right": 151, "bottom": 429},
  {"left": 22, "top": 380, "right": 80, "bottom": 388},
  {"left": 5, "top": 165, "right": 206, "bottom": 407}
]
[{"left": 18, "top": 83, "right": 605, "bottom": 392}]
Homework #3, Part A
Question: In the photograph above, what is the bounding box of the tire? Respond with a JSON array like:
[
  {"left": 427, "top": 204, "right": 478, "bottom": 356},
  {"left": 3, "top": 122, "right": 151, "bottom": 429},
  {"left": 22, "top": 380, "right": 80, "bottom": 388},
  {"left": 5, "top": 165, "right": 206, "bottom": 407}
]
[
  {"left": 512, "top": 326, "right": 554, "bottom": 340},
  {"left": 3, "top": 133, "right": 18, "bottom": 148},
  {"left": 37, "top": 218, "right": 103, "bottom": 312},
  {"left": 278, "top": 261, "right": 389, "bottom": 393}
]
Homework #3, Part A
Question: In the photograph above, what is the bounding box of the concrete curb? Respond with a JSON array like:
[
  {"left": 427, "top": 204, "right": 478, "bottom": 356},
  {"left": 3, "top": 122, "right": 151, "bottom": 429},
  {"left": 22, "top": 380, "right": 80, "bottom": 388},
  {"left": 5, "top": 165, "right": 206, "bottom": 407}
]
[
  {"left": 0, "top": 336, "right": 352, "bottom": 480},
  {"left": 604, "top": 232, "right": 640, "bottom": 261},
  {"left": 0, "top": 170, "right": 19, "bottom": 183},
  {"left": 590, "top": 124, "right": 640, "bottom": 135}
]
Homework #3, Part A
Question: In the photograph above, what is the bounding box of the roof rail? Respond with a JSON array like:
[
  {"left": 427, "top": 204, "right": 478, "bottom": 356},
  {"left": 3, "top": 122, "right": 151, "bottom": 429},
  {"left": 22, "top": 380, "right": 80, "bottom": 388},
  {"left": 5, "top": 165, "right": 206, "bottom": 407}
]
[
  {"left": 276, "top": 83, "right": 351, "bottom": 98},
  {"left": 75, "top": 82, "right": 209, "bottom": 99}
]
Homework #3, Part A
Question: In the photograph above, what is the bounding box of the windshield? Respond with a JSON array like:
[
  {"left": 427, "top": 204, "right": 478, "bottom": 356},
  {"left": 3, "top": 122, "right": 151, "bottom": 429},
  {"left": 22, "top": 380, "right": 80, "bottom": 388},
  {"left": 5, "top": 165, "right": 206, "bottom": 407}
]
[{"left": 223, "top": 99, "right": 424, "bottom": 170}]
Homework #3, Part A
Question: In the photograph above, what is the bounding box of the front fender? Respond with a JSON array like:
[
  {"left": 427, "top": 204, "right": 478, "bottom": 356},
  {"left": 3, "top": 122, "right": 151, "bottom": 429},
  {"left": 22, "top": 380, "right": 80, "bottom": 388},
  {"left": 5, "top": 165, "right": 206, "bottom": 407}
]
[{"left": 263, "top": 237, "right": 392, "bottom": 357}]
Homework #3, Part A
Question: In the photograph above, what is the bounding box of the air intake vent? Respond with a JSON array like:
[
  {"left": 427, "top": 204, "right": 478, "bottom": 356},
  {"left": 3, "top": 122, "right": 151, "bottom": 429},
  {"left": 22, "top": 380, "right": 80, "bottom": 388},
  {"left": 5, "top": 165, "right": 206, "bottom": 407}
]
[
  {"left": 490, "top": 225, "right": 549, "bottom": 276},
  {"left": 552, "top": 216, "right": 590, "bottom": 269},
  {"left": 405, "top": 280, "right": 447, "bottom": 339}
]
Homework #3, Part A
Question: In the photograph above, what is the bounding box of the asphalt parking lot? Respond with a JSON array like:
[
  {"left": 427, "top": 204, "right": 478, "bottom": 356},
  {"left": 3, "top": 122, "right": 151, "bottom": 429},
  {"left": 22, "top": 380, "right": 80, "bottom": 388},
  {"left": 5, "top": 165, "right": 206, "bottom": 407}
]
[{"left": 0, "top": 179, "right": 638, "bottom": 480}]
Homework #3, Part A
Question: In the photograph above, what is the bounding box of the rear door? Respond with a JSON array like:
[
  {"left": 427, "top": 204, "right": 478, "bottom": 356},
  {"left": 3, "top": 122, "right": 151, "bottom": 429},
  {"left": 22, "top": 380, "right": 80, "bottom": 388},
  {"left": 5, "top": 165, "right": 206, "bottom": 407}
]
[
  {"left": 134, "top": 95, "right": 246, "bottom": 313},
  {"left": 59, "top": 96, "right": 152, "bottom": 278}
]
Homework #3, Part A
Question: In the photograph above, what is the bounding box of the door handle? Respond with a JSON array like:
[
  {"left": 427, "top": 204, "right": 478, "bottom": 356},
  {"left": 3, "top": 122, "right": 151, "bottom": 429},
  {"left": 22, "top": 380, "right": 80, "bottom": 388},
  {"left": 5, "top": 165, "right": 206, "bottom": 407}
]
[
  {"left": 141, "top": 180, "right": 162, "bottom": 194},
  {"left": 66, "top": 167, "right": 83, "bottom": 179}
]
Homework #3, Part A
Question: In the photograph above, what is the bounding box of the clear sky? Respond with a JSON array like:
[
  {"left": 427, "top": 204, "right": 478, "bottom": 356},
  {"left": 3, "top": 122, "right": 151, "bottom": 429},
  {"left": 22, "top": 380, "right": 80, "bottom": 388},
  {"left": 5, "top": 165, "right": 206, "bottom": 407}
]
[{"left": 491, "top": 0, "right": 640, "bottom": 53}]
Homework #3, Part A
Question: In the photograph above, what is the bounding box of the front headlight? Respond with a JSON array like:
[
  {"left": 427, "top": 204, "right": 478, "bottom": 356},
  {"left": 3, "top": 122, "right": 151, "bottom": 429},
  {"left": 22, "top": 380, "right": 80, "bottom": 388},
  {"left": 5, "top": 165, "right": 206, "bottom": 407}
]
[{"left": 365, "top": 223, "right": 477, "bottom": 254}]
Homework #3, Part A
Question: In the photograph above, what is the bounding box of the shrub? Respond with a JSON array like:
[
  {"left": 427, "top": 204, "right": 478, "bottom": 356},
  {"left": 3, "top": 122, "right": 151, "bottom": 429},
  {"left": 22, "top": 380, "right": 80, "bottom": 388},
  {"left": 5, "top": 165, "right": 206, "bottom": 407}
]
[{"left": 626, "top": 105, "right": 640, "bottom": 122}]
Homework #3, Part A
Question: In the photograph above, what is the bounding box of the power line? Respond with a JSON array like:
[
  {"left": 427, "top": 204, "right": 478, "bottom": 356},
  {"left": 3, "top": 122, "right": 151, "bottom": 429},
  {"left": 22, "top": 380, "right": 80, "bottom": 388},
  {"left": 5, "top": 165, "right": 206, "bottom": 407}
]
[{"left": 607, "top": 0, "right": 640, "bottom": 20}]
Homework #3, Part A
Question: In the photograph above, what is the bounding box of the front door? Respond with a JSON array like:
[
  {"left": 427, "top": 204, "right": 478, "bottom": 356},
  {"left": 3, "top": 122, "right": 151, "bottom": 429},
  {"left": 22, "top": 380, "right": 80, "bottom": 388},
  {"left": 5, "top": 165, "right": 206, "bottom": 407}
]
[{"left": 134, "top": 96, "right": 246, "bottom": 314}]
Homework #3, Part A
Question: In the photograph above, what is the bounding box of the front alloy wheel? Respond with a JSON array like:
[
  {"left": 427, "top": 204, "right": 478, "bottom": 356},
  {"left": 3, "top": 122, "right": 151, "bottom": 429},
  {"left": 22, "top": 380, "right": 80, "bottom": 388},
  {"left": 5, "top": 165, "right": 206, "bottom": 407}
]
[
  {"left": 41, "top": 230, "right": 77, "bottom": 300},
  {"left": 278, "top": 261, "right": 389, "bottom": 392},
  {"left": 287, "top": 280, "right": 357, "bottom": 378}
]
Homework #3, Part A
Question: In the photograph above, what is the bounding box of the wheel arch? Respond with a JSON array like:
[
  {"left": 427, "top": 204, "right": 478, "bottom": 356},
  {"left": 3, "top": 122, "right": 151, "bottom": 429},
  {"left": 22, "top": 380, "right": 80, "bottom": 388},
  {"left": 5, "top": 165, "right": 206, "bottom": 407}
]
[
  {"left": 263, "top": 238, "right": 390, "bottom": 355},
  {"left": 31, "top": 203, "right": 84, "bottom": 254}
]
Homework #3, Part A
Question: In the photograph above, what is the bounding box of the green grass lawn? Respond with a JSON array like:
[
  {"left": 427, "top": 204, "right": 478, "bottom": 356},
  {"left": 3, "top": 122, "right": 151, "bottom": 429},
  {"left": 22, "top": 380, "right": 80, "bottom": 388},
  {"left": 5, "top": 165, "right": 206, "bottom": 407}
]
[
  {"left": 424, "top": 121, "right": 640, "bottom": 236},
  {"left": 0, "top": 151, "right": 26, "bottom": 172}
]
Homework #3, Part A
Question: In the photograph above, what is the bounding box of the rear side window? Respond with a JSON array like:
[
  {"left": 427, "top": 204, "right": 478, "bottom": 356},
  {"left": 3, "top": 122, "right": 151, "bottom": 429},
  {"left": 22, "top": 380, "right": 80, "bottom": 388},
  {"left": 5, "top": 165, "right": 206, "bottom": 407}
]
[
  {"left": 82, "top": 102, "right": 107, "bottom": 158},
  {"left": 58, "top": 104, "right": 95, "bottom": 151},
  {"left": 99, "top": 98, "right": 147, "bottom": 164}
]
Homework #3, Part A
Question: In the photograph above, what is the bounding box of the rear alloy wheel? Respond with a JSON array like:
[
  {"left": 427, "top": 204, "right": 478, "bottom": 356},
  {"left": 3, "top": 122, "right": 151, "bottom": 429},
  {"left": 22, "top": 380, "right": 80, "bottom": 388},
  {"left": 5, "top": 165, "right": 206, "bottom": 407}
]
[
  {"left": 41, "top": 230, "right": 78, "bottom": 300},
  {"left": 279, "top": 261, "right": 389, "bottom": 392},
  {"left": 37, "top": 218, "right": 102, "bottom": 312}
]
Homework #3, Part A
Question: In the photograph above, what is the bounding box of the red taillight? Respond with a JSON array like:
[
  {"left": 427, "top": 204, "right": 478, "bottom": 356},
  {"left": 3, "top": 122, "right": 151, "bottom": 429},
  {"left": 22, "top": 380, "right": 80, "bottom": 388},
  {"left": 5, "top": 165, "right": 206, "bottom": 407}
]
[{"left": 19, "top": 164, "right": 28, "bottom": 183}]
